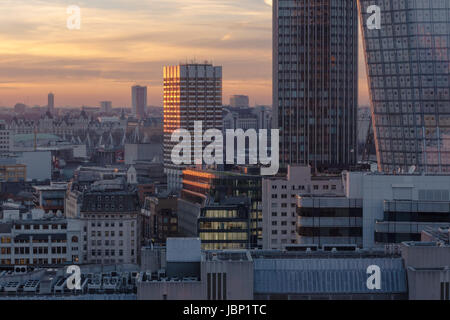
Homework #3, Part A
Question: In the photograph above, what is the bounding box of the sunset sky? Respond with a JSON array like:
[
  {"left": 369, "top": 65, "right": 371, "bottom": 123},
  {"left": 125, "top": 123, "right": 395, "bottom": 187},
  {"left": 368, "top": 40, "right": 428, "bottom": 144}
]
[{"left": 0, "top": 0, "right": 369, "bottom": 108}]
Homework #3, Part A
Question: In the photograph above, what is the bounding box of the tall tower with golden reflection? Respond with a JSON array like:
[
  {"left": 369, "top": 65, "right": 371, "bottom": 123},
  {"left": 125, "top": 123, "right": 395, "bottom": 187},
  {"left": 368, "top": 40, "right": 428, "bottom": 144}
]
[{"left": 163, "top": 63, "right": 223, "bottom": 191}]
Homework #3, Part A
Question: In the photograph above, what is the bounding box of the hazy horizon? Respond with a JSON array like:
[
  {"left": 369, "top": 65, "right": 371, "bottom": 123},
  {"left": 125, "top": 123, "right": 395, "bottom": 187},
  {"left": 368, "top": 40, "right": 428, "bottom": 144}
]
[{"left": 0, "top": 0, "right": 370, "bottom": 108}]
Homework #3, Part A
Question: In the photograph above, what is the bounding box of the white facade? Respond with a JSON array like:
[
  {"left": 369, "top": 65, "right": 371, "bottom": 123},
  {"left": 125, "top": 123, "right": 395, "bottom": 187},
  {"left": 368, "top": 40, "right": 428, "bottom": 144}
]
[
  {"left": 83, "top": 213, "right": 139, "bottom": 265},
  {"left": 262, "top": 166, "right": 344, "bottom": 250},
  {"left": 344, "top": 172, "right": 450, "bottom": 248},
  {"left": 0, "top": 210, "right": 83, "bottom": 266}
]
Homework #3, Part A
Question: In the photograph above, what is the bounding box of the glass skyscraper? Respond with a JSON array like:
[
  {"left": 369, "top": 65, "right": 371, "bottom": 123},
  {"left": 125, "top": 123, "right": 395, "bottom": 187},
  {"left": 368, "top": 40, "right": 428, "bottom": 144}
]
[
  {"left": 359, "top": 0, "right": 450, "bottom": 173},
  {"left": 273, "top": 0, "right": 358, "bottom": 171}
]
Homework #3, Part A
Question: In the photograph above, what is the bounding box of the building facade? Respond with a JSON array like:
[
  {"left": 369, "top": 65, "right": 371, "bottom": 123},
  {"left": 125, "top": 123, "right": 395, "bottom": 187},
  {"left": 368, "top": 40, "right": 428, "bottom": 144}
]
[
  {"left": 163, "top": 64, "right": 223, "bottom": 191},
  {"left": 297, "top": 197, "right": 363, "bottom": 247},
  {"left": 262, "top": 166, "right": 344, "bottom": 250},
  {"left": 0, "top": 209, "right": 83, "bottom": 266},
  {"left": 0, "top": 162, "right": 26, "bottom": 183},
  {"left": 359, "top": 0, "right": 450, "bottom": 173},
  {"left": 33, "top": 183, "right": 67, "bottom": 215},
  {"left": 132, "top": 85, "right": 148, "bottom": 120},
  {"left": 66, "top": 178, "right": 141, "bottom": 265},
  {"left": 229, "top": 95, "right": 249, "bottom": 108},
  {"left": 181, "top": 167, "right": 262, "bottom": 248},
  {"left": 198, "top": 198, "right": 252, "bottom": 250},
  {"left": 141, "top": 195, "right": 178, "bottom": 245},
  {"left": 402, "top": 241, "right": 450, "bottom": 300},
  {"left": 273, "top": 0, "right": 358, "bottom": 170},
  {"left": 48, "top": 93, "right": 55, "bottom": 114},
  {"left": 0, "top": 120, "right": 11, "bottom": 153}
]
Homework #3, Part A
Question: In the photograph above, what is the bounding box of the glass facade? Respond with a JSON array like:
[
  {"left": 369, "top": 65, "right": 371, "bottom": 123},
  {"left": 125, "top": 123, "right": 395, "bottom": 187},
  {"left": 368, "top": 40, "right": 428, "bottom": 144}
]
[
  {"left": 182, "top": 168, "right": 262, "bottom": 248},
  {"left": 359, "top": 0, "right": 450, "bottom": 173},
  {"left": 198, "top": 205, "right": 251, "bottom": 250},
  {"left": 273, "top": 0, "right": 358, "bottom": 170}
]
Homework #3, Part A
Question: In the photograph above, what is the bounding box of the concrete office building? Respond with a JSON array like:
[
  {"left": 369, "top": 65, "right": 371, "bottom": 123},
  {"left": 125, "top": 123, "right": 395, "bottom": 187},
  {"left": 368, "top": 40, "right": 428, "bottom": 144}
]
[
  {"left": 137, "top": 238, "right": 254, "bottom": 300},
  {"left": 252, "top": 248, "right": 407, "bottom": 300},
  {"left": 0, "top": 208, "right": 83, "bottom": 266},
  {"left": 132, "top": 85, "right": 147, "bottom": 120},
  {"left": 163, "top": 63, "right": 223, "bottom": 191},
  {"left": 297, "top": 197, "right": 363, "bottom": 247},
  {"left": 229, "top": 95, "right": 249, "bottom": 108},
  {"left": 32, "top": 183, "right": 67, "bottom": 215},
  {"left": 180, "top": 167, "right": 262, "bottom": 248},
  {"left": 401, "top": 241, "right": 450, "bottom": 300},
  {"left": 141, "top": 194, "right": 178, "bottom": 245},
  {"left": 305, "top": 171, "right": 450, "bottom": 248},
  {"left": 100, "top": 101, "right": 112, "bottom": 114},
  {"left": 349, "top": 172, "right": 450, "bottom": 248},
  {"left": 359, "top": 0, "right": 450, "bottom": 173},
  {"left": 48, "top": 93, "right": 54, "bottom": 114},
  {"left": 273, "top": 0, "right": 358, "bottom": 169},
  {"left": 0, "top": 120, "right": 11, "bottom": 153},
  {"left": 138, "top": 239, "right": 407, "bottom": 300},
  {"left": 262, "top": 166, "right": 344, "bottom": 250},
  {"left": 0, "top": 160, "right": 26, "bottom": 183},
  {"left": 65, "top": 178, "right": 140, "bottom": 265}
]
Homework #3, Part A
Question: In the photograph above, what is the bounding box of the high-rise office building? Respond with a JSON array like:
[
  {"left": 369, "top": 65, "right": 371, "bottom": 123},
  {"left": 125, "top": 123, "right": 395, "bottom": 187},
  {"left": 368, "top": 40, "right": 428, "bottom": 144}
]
[
  {"left": 230, "top": 95, "right": 250, "bottom": 108},
  {"left": 100, "top": 101, "right": 112, "bottom": 113},
  {"left": 132, "top": 85, "right": 148, "bottom": 119},
  {"left": 359, "top": 0, "right": 450, "bottom": 173},
  {"left": 273, "top": 0, "right": 358, "bottom": 170},
  {"left": 163, "top": 63, "right": 223, "bottom": 191},
  {"left": 48, "top": 93, "right": 54, "bottom": 114}
]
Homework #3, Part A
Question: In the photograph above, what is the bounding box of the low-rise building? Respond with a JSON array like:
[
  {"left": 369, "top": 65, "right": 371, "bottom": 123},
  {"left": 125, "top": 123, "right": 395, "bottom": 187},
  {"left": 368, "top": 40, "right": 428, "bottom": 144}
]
[
  {"left": 74, "top": 178, "right": 141, "bottom": 265},
  {"left": 198, "top": 197, "right": 252, "bottom": 250},
  {"left": 252, "top": 248, "right": 407, "bottom": 300},
  {"left": 401, "top": 241, "right": 450, "bottom": 300},
  {"left": 141, "top": 194, "right": 178, "bottom": 245},
  {"left": 181, "top": 167, "right": 262, "bottom": 248},
  {"left": 137, "top": 238, "right": 254, "bottom": 300},
  {"left": 33, "top": 183, "right": 67, "bottom": 215},
  {"left": 297, "top": 197, "right": 363, "bottom": 247},
  {"left": 262, "top": 166, "right": 344, "bottom": 250},
  {"left": 0, "top": 120, "right": 11, "bottom": 153},
  {"left": 0, "top": 208, "right": 83, "bottom": 266},
  {"left": 0, "top": 160, "right": 26, "bottom": 182}
]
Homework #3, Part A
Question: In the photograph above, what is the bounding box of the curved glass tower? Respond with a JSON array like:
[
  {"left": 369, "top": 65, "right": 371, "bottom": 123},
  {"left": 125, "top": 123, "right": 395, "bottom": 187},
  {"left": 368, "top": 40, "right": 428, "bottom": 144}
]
[{"left": 359, "top": 0, "right": 450, "bottom": 173}]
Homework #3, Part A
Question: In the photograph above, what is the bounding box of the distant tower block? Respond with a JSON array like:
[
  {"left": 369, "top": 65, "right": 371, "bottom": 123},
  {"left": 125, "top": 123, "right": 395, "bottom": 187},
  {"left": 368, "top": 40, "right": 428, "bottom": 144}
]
[{"left": 48, "top": 93, "right": 55, "bottom": 114}]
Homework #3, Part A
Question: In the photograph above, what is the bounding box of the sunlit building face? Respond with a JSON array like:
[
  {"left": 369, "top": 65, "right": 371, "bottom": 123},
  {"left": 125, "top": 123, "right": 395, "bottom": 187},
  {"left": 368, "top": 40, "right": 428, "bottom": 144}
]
[
  {"left": 359, "top": 0, "right": 450, "bottom": 173},
  {"left": 163, "top": 64, "right": 223, "bottom": 191}
]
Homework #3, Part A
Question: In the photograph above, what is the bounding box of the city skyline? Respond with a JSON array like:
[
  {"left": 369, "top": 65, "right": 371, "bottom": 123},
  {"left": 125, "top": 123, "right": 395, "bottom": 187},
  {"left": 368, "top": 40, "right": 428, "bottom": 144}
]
[{"left": 0, "top": 0, "right": 369, "bottom": 108}]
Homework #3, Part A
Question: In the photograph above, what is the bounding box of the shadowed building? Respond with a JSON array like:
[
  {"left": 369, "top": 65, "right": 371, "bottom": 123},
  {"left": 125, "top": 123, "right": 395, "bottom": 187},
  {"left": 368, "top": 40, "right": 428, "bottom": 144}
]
[{"left": 273, "top": 0, "right": 358, "bottom": 170}]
